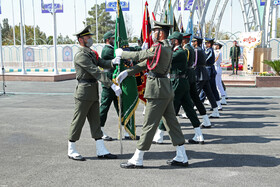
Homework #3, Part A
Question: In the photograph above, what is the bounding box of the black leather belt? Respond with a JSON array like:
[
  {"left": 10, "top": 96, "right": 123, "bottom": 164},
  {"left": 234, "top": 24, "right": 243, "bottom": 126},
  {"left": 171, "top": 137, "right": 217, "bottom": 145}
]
[
  {"left": 148, "top": 72, "right": 167, "bottom": 78},
  {"left": 78, "top": 79, "right": 97, "bottom": 84}
]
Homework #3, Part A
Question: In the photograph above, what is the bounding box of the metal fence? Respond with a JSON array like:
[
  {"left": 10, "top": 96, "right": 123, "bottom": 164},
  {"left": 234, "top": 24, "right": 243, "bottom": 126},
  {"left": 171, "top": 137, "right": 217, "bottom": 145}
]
[{"left": 1, "top": 39, "right": 280, "bottom": 70}]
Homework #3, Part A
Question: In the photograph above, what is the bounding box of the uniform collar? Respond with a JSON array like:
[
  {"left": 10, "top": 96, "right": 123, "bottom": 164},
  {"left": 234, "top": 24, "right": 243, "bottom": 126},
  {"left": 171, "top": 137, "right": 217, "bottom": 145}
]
[
  {"left": 105, "top": 44, "right": 114, "bottom": 49},
  {"left": 79, "top": 46, "right": 92, "bottom": 53},
  {"left": 173, "top": 45, "right": 180, "bottom": 51}
]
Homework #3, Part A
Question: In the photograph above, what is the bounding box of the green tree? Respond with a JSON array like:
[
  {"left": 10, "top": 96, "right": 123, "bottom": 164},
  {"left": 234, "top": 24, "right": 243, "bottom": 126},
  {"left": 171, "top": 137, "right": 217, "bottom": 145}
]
[
  {"left": 57, "top": 33, "right": 75, "bottom": 44},
  {"left": 1, "top": 18, "right": 13, "bottom": 45},
  {"left": 86, "top": 3, "right": 115, "bottom": 43}
]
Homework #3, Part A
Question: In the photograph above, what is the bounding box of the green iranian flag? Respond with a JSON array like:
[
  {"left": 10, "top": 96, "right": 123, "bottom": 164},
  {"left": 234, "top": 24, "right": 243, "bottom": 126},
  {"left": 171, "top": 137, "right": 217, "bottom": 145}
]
[{"left": 113, "top": 0, "right": 139, "bottom": 139}]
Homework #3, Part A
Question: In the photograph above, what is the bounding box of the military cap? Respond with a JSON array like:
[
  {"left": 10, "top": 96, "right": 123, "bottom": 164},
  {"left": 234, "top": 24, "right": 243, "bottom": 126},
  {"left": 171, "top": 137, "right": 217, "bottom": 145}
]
[
  {"left": 214, "top": 41, "right": 223, "bottom": 48},
  {"left": 151, "top": 21, "right": 173, "bottom": 31},
  {"left": 183, "top": 33, "right": 192, "bottom": 39},
  {"left": 73, "top": 25, "right": 94, "bottom": 37},
  {"left": 103, "top": 31, "right": 115, "bottom": 40},
  {"left": 168, "top": 31, "right": 183, "bottom": 40},
  {"left": 192, "top": 36, "right": 202, "bottom": 42},
  {"left": 205, "top": 37, "right": 215, "bottom": 43}
]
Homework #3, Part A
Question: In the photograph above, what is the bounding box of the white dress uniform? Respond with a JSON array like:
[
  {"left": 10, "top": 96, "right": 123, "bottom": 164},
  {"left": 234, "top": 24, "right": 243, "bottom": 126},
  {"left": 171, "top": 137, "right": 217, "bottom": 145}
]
[{"left": 214, "top": 49, "right": 226, "bottom": 98}]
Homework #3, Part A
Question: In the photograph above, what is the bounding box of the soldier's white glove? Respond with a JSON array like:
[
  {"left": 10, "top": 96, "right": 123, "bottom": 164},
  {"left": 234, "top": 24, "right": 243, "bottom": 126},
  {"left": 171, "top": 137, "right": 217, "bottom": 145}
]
[
  {"left": 115, "top": 48, "right": 123, "bottom": 57},
  {"left": 111, "top": 83, "right": 122, "bottom": 97},
  {"left": 112, "top": 57, "right": 121, "bottom": 65},
  {"left": 116, "top": 71, "right": 128, "bottom": 84}
]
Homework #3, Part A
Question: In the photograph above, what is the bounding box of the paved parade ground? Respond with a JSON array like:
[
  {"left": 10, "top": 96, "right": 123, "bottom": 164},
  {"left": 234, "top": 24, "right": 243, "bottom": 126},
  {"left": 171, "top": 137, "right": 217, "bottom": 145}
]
[{"left": 0, "top": 80, "right": 280, "bottom": 186}]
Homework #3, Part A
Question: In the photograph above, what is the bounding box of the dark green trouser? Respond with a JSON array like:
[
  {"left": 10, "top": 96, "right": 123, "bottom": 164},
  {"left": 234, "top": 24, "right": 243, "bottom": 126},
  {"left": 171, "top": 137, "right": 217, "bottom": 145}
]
[
  {"left": 232, "top": 59, "right": 239, "bottom": 74},
  {"left": 99, "top": 86, "right": 119, "bottom": 127},
  {"left": 69, "top": 98, "right": 103, "bottom": 141},
  {"left": 159, "top": 78, "right": 200, "bottom": 131},
  {"left": 137, "top": 97, "right": 185, "bottom": 151}
]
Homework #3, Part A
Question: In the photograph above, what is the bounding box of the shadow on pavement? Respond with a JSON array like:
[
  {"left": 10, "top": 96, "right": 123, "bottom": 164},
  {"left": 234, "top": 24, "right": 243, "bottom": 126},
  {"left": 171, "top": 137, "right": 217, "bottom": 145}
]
[
  {"left": 212, "top": 121, "right": 278, "bottom": 129},
  {"left": 203, "top": 133, "right": 280, "bottom": 144},
  {"left": 188, "top": 150, "right": 280, "bottom": 168}
]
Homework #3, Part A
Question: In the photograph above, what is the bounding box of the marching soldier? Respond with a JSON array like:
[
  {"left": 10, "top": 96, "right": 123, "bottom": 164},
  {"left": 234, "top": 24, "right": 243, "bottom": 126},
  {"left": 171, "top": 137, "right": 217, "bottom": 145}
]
[
  {"left": 116, "top": 21, "right": 189, "bottom": 168},
  {"left": 99, "top": 31, "right": 118, "bottom": 141},
  {"left": 214, "top": 42, "right": 227, "bottom": 105},
  {"left": 191, "top": 36, "right": 220, "bottom": 118},
  {"left": 182, "top": 33, "right": 212, "bottom": 128},
  {"left": 202, "top": 38, "right": 222, "bottom": 110},
  {"left": 68, "top": 26, "right": 121, "bottom": 161},
  {"left": 229, "top": 40, "right": 241, "bottom": 75},
  {"left": 153, "top": 31, "right": 205, "bottom": 144}
]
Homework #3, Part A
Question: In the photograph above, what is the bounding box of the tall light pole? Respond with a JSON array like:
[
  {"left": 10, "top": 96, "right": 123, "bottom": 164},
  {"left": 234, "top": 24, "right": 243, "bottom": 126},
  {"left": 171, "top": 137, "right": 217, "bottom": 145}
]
[
  {"left": 12, "top": 0, "right": 16, "bottom": 45},
  {"left": 19, "top": 0, "right": 26, "bottom": 74},
  {"left": 96, "top": 0, "right": 98, "bottom": 43},
  {"left": 230, "top": 0, "right": 232, "bottom": 35},
  {"left": 52, "top": 0, "right": 59, "bottom": 75},
  {"left": 32, "top": 0, "right": 36, "bottom": 45},
  {"left": 22, "top": 0, "right": 26, "bottom": 44},
  {"left": 84, "top": 0, "right": 87, "bottom": 25},
  {"left": 74, "top": 0, "right": 77, "bottom": 33}
]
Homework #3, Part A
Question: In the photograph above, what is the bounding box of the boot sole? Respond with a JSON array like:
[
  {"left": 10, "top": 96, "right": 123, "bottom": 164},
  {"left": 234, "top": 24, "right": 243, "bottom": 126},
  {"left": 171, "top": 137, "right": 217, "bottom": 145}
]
[
  {"left": 68, "top": 156, "right": 86, "bottom": 161},
  {"left": 188, "top": 139, "right": 204, "bottom": 144}
]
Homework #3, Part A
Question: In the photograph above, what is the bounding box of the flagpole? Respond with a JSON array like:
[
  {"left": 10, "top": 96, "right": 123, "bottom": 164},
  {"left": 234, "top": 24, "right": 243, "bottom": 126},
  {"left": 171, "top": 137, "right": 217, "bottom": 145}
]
[
  {"left": 32, "top": 0, "right": 36, "bottom": 45},
  {"left": 22, "top": 0, "right": 26, "bottom": 44},
  {"left": 96, "top": 0, "right": 98, "bottom": 43},
  {"left": 74, "top": 0, "right": 77, "bottom": 33},
  {"left": 52, "top": 0, "right": 59, "bottom": 75},
  {"left": 0, "top": 24, "right": 6, "bottom": 95},
  {"left": 12, "top": 0, "right": 16, "bottom": 46},
  {"left": 84, "top": 0, "right": 87, "bottom": 25},
  {"left": 117, "top": 0, "right": 123, "bottom": 155},
  {"left": 19, "top": 0, "right": 26, "bottom": 74}
]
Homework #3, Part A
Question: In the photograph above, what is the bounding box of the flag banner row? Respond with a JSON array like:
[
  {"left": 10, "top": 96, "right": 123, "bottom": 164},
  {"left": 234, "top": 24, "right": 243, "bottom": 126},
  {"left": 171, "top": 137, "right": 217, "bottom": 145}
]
[
  {"left": 41, "top": 0, "right": 64, "bottom": 13},
  {"left": 178, "top": 0, "right": 193, "bottom": 11},
  {"left": 106, "top": 0, "right": 129, "bottom": 12}
]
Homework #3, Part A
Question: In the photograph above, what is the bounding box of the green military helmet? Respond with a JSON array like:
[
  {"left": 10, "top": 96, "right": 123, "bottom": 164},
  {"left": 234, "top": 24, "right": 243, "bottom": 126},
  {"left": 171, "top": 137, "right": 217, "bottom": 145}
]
[
  {"left": 73, "top": 25, "right": 94, "bottom": 37},
  {"left": 168, "top": 31, "right": 183, "bottom": 41},
  {"left": 103, "top": 31, "right": 115, "bottom": 40}
]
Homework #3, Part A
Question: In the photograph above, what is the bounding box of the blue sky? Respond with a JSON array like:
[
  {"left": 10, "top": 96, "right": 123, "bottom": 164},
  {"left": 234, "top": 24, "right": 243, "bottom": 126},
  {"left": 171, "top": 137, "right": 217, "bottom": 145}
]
[{"left": 0, "top": 0, "right": 279, "bottom": 40}]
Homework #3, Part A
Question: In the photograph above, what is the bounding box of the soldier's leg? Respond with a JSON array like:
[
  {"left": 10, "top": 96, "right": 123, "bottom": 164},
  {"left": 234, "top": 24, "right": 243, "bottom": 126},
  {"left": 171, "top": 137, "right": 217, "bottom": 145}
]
[
  {"left": 161, "top": 98, "right": 185, "bottom": 146},
  {"left": 87, "top": 100, "right": 116, "bottom": 158},
  {"left": 202, "top": 81, "right": 218, "bottom": 109},
  {"left": 69, "top": 98, "right": 92, "bottom": 141},
  {"left": 209, "top": 75, "right": 220, "bottom": 102},
  {"left": 181, "top": 91, "right": 200, "bottom": 128},
  {"left": 87, "top": 100, "right": 103, "bottom": 139},
  {"left": 189, "top": 82, "right": 207, "bottom": 115},
  {"left": 136, "top": 98, "right": 168, "bottom": 151},
  {"left": 232, "top": 60, "right": 235, "bottom": 74},
  {"left": 196, "top": 80, "right": 204, "bottom": 95},
  {"left": 236, "top": 60, "right": 238, "bottom": 74},
  {"left": 216, "top": 73, "right": 226, "bottom": 97},
  {"left": 199, "top": 90, "right": 207, "bottom": 103},
  {"left": 99, "top": 87, "right": 114, "bottom": 127}
]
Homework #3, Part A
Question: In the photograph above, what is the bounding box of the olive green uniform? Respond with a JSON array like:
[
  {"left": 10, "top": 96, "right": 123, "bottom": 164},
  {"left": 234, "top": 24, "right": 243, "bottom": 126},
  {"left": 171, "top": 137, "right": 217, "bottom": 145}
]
[
  {"left": 121, "top": 40, "right": 185, "bottom": 151},
  {"left": 99, "top": 44, "right": 119, "bottom": 128},
  {"left": 69, "top": 46, "right": 114, "bottom": 141},
  {"left": 230, "top": 45, "right": 241, "bottom": 74},
  {"left": 158, "top": 45, "right": 200, "bottom": 130}
]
